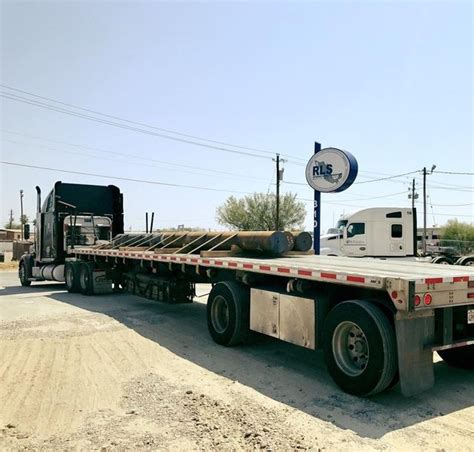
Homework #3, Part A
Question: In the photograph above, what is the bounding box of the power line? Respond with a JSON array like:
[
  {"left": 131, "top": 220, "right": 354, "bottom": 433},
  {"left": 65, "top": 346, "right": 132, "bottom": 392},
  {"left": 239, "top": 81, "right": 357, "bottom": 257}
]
[
  {"left": 1, "top": 92, "right": 275, "bottom": 160},
  {"left": 3, "top": 160, "right": 471, "bottom": 217},
  {"left": 1, "top": 134, "right": 271, "bottom": 183},
  {"left": 335, "top": 191, "right": 407, "bottom": 202},
  {"left": 354, "top": 170, "right": 420, "bottom": 184},
  {"left": 434, "top": 170, "right": 474, "bottom": 175},
  {"left": 284, "top": 171, "right": 419, "bottom": 188},
  {"left": 1, "top": 84, "right": 306, "bottom": 162},
  {"left": 0, "top": 161, "right": 255, "bottom": 195},
  {"left": 431, "top": 202, "right": 474, "bottom": 207}
]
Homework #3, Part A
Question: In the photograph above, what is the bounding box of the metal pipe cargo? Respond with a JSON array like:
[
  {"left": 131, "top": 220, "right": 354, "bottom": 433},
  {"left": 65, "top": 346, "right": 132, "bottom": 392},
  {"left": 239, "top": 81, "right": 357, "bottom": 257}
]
[
  {"left": 293, "top": 232, "right": 312, "bottom": 252},
  {"left": 110, "top": 231, "right": 293, "bottom": 255}
]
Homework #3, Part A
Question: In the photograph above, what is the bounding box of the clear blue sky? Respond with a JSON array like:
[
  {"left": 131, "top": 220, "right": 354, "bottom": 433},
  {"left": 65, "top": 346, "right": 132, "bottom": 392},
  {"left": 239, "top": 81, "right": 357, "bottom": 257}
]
[{"left": 1, "top": 1, "right": 472, "bottom": 232}]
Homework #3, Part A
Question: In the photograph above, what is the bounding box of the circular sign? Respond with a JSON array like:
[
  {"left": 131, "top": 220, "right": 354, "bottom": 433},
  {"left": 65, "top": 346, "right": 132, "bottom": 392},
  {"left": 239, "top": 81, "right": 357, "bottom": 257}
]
[{"left": 305, "top": 148, "right": 358, "bottom": 193}]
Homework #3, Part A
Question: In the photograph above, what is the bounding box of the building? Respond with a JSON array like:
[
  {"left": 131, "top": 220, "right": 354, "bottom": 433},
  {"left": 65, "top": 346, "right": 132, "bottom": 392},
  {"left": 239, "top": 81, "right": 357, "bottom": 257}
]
[{"left": 0, "top": 228, "right": 22, "bottom": 241}]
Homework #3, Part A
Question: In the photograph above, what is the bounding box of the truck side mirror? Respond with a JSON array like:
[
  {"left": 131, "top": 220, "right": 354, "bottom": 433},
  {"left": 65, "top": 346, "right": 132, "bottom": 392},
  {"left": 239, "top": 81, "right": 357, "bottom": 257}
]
[{"left": 24, "top": 224, "right": 30, "bottom": 240}]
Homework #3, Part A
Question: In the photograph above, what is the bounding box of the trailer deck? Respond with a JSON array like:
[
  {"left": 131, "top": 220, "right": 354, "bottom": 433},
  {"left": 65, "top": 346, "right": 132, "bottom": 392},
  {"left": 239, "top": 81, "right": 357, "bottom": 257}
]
[{"left": 75, "top": 247, "right": 474, "bottom": 307}]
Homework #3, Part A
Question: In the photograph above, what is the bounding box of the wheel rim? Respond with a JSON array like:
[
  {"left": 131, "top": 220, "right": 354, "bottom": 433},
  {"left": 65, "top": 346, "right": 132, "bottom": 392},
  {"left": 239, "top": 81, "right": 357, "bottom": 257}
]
[
  {"left": 20, "top": 264, "right": 25, "bottom": 281},
  {"left": 332, "top": 321, "right": 369, "bottom": 377},
  {"left": 211, "top": 295, "right": 230, "bottom": 334},
  {"left": 465, "top": 260, "right": 474, "bottom": 266}
]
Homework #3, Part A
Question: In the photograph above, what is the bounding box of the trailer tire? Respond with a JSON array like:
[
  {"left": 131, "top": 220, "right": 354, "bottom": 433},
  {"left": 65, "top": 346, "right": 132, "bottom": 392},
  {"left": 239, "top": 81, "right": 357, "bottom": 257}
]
[
  {"left": 323, "top": 300, "right": 398, "bottom": 396},
  {"left": 431, "top": 256, "right": 452, "bottom": 265},
  {"left": 79, "top": 262, "right": 94, "bottom": 295},
  {"left": 19, "top": 260, "right": 31, "bottom": 287},
  {"left": 207, "top": 281, "right": 250, "bottom": 346},
  {"left": 438, "top": 346, "right": 474, "bottom": 369},
  {"left": 65, "top": 261, "right": 81, "bottom": 293}
]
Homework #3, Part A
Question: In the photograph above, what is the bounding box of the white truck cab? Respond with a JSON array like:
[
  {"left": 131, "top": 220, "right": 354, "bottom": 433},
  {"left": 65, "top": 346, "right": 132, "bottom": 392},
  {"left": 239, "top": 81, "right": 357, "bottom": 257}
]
[{"left": 321, "top": 208, "right": 416, "bottom": 257}]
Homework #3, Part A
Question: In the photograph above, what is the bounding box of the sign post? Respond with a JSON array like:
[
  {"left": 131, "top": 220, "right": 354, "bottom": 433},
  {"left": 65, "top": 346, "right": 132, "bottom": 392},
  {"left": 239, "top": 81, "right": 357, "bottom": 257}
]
[
  {"left": 305, "top": 145, "right": 358, "bottom": 254},
  {"left": 313, "top": 142, "right": 321, "bottom": 254}
]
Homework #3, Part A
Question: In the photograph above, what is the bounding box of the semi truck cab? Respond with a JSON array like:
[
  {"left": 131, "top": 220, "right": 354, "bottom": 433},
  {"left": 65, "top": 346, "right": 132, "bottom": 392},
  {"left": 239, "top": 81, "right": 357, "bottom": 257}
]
[
  {"left": 321, "top": 207, "right": 416, "bottom": 257},
  {"left": 19, "top": 181, "right": 123, "bottom": 286}
]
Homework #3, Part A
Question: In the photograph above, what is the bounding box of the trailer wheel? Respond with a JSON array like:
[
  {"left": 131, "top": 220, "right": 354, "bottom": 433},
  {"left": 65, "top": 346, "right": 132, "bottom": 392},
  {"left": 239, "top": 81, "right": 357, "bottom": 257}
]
[
  {"left": 323, "top": 300, "right": 397, "bottom": 396},
  {"left": 79, "top": 262, "right": 94, "bottom": 295},
  {"left": 438, "top": 346, "right": 474, "bottom": 369},
  {"left": 207, "top": 281, "right": 250, "bottom": 346},
  {"left": 65, "top": 261, "right": 81, "bottom": 293},
  {"left": 431, "top": 256, "right": 452, "bottom": 265},
  {"left": 19, "top": 261, "right": 31, "bottom": 287}
]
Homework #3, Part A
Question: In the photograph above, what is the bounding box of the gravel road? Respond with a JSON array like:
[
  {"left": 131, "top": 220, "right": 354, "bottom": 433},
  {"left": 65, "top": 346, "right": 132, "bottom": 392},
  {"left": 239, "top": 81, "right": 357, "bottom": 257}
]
[{"left": 1, "top": 270, "right": 473, "bottom": 450}]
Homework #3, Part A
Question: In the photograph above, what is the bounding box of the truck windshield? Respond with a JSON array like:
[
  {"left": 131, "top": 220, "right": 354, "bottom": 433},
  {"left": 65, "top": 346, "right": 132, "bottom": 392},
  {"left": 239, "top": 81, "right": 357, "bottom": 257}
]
[{"left": 336, "top": 219, "right": 348, "bottom": 231}]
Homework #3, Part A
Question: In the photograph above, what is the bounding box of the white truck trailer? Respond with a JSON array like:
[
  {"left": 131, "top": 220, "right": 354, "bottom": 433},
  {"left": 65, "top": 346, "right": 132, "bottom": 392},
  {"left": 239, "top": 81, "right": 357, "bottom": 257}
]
[{"left": 64, "top": 235, "right": 474, "bottom": 398}]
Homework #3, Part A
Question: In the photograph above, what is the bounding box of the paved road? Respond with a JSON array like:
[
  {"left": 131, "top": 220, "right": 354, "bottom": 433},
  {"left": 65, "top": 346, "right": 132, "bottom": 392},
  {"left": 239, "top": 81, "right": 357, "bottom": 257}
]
[{"left": 1, "top": 270, "right": 473, "bottom": 450}]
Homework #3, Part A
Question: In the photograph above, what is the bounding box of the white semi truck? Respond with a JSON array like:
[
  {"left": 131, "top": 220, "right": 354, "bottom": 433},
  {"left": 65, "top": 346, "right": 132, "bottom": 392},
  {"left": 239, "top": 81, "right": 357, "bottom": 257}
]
[
  {"left": 20, "top": 185, "right": 474, "bottom": 398},
  {"left": 320, "top": 207, "right": 474, "bottom": 265}
]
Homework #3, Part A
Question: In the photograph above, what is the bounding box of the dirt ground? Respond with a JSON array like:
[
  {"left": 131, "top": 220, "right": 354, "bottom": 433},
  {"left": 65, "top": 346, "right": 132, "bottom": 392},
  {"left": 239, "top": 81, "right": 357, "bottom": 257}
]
[{"left": 1, "top": 270, "right": 473, "bottom": 451}]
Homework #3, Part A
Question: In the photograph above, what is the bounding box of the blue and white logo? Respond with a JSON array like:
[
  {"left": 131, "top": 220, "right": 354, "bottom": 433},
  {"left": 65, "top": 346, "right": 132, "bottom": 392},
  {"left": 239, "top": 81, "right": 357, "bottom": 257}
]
[{"left": 305, "top": 148, "right": 358, "bottom": 193}]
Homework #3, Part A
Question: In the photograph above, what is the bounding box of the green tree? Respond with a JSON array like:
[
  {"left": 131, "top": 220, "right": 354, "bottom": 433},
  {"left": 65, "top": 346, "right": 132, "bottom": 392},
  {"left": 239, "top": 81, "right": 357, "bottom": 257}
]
[
  {"left": 3, "top": 215, "right": 29, "bottom": 230},
  {"left": 440, "top": 219, "right": 474, "bottom": 254},
  {"left": 216, "top": 192, "right": 306, "bottom": 231}
]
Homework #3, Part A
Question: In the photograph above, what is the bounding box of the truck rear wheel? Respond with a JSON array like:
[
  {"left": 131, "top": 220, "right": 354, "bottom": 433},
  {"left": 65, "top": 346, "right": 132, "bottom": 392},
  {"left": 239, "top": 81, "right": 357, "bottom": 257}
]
[
  {"left": 207, "top": 281, "right": 250, "bottom": 346},
  {"left": 438, "top": 346, "right": 474, "bottom": 369},
  {"left": 323, "top": 300, "right": 397, "bottom": 396},
  {"left": 65, "top": 261, "right": 81, "bottom": 293},
  {"left": 19, "top": 261, "right": 31, "bottom": 287},
  {"left": 79, "top": 262, "right": 94, "bottom": 295}
]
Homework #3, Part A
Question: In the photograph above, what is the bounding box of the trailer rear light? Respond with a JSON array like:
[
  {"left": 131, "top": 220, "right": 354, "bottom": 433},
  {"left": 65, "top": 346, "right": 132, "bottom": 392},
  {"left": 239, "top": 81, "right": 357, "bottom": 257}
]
[
  {"left": 414, "top": 294, "right": 421, "bottom": 306},
  {"left": 391, "top": 290, "right": 398, "bottom": 299},
  {"left": 424, "top": 293, "right": 433, "bottom": 306},
  {"left": 468, "top": 293, "right": 474, "bottom": 299}
]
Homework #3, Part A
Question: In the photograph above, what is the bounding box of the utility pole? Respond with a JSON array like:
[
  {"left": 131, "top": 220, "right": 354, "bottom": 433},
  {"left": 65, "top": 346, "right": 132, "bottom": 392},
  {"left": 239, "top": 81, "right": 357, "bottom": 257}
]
[
  {"left": 408, "top": 178, "right": 418, "bottom": 211},
  {"left": 20, "top": 189, "right": 24, "bottom": 239},
  {"left": 422, "top": 165, "right": 436, "bottom": 255},
  {"left": 9, "top": 209, "right": 13, "bottom": 229},
  {"left": 276, "top": 154, "right": 280, "bottom": 230},
  {"left": 273, "top": 153, "right": 286, "bottom": 230}
]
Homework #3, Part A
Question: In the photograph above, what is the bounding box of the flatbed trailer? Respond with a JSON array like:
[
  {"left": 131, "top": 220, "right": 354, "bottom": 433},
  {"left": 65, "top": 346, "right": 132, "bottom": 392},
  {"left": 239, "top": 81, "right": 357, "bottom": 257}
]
[{"left": 67, "top": 241, "right": 474, "bottom": 397}]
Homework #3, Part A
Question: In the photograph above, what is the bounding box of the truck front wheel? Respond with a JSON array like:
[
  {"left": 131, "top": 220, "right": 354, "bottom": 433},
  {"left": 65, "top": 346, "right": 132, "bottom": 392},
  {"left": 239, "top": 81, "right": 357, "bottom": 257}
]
[
  {"left": 207, "top": 281, "right": 250, "bottom": 346},
  {"left": 323, "top": 300, "right": 397, "bottom": 396},
  {"left": 438, "top": 346, "right": 474, "bottom": 369},
  {"left": 19, "top": 261, "right": 31, "bottom": 287}
]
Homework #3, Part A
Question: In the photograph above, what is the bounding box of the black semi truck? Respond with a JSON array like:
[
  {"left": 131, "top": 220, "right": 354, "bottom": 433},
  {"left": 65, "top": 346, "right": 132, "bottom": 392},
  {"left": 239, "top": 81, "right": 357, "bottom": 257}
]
[{"left": 19, "top": 181, "right": 123, "bottom": 286}]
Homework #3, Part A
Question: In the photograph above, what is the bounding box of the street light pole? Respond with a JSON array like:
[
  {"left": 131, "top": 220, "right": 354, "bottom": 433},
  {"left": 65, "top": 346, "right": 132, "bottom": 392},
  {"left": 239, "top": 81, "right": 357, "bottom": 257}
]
[
  {"left": 276, "top": 154, "right": 280, "bottom": 230},
  {"left": 273, "top": 154, "right": 286, "bottom": 230}
]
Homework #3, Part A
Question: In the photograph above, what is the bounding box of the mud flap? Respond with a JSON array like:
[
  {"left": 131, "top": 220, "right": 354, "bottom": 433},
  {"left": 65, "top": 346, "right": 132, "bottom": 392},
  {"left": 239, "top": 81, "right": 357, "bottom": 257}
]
[{"left": 395, "top": 310, "right": 435, "bottom": 396}]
